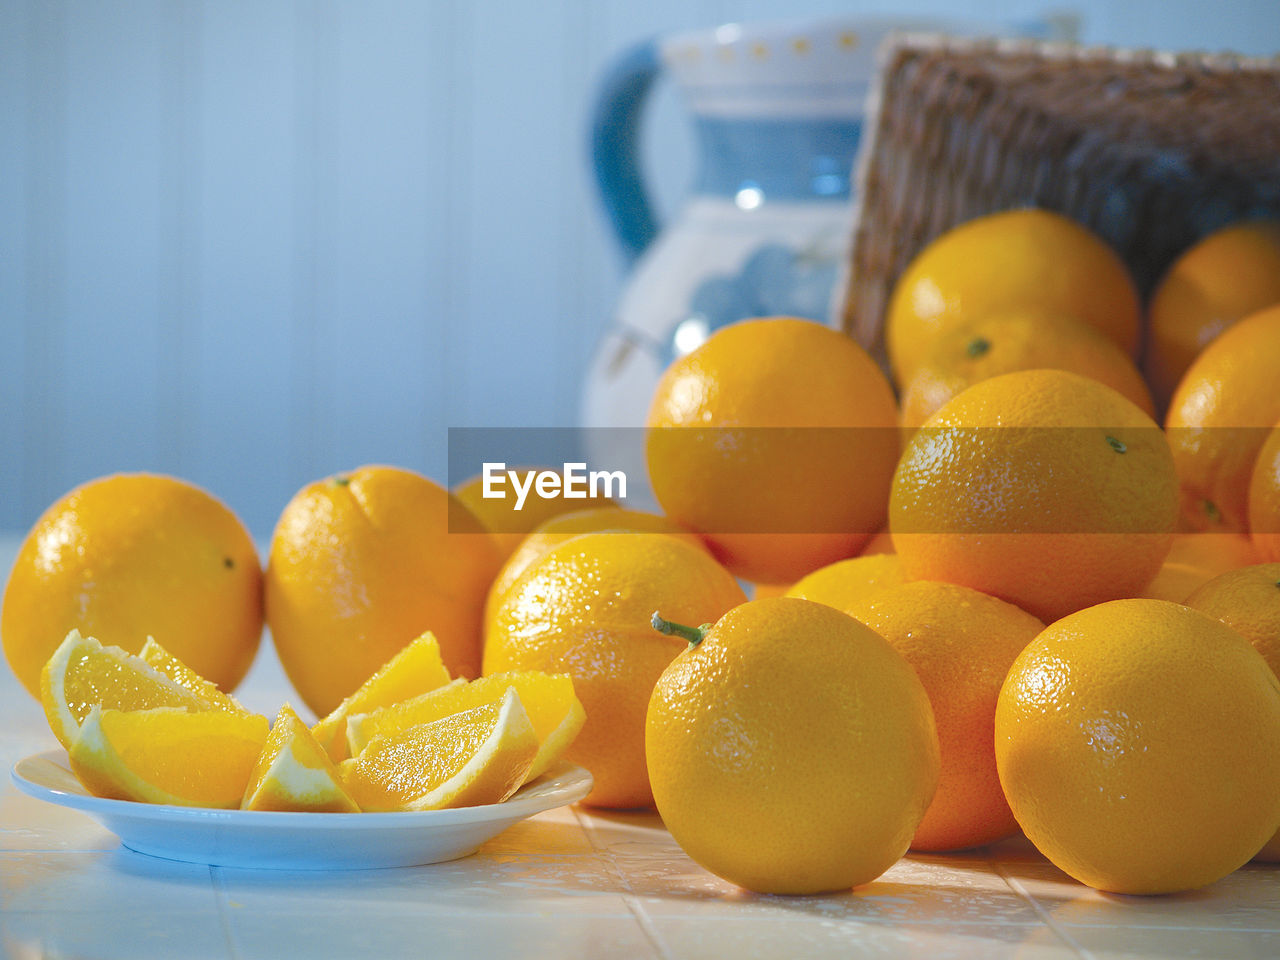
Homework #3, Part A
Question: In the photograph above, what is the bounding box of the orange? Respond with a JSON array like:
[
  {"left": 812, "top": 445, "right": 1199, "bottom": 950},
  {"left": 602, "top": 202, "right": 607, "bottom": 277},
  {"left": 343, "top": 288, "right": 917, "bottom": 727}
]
[
  {"left": 1250, "top": 420, "right": 1280, "bottom": 561},
  {"left": 338, "top": 688, "right": 539, "bottom": 811},
  {"left": 1146, "top": 220, "right": 1280, "bottom": 409},
  {"left": 242, "top": 704, "right": 359, "bottom": 812},
  {"left": 484, "top": 506, "right": 705, "bottom": 626},
  {"left": 1184, "top": 561, "right": 1280, "bottom": 862},
  {"left": 750, "top": 581, "right": 790, "bottom": 599},
  {"left": 453, "top": 467, "right": 613, "bottom": 561},
  {"left": 483, "top": 531, "right": 746, "bottom": 808},
  {"left": 646, "top": 316, "right": 900, "bottom": 584},
  {"left": 784, "top": 553, "right": 908, "bottom": 614},
  {"left": 70, "top": 705, "right": 270, "bottom": 808},
  {"left": 2, "top": 473, "right": 262, "bottom": 698},
  {"left": 1165, "top": 531, "right": 1258, "bottom": 575},
  {"left": 1166, "top": 305, "right": 1280, "bottom": 532},
  {"left": 139, "top": 638, "right": 250, "bottom": 716},
  {"left": 842, "top": 581, "right": 1043, "bottom": 851},
  {"left": 1136, "top": 560, "right": 1216, "bottom": 603},
  {"left": 891, "top": 370, "right": 1178, "bottom": 623},
  {"left": 645, "top": 597, "right": 939, "bottom": 895},
  {"left": 899, "top": 309, "right": 1154, "bottom": 429},
  {"left": 996, "top": 599, "right": 1280, "bottom": 894},
  {"left": 885, "top": 208, "right": 1141, "bottom": 387},
  {"left": 265, "top": 465, "right": 501, "bottom": 717},
  {"left": 859, "top": 529, "right": 896, "bottom": 556}
]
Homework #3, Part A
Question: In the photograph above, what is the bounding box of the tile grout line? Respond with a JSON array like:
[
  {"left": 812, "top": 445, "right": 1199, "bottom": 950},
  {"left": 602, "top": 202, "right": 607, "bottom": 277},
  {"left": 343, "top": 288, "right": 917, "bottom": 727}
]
[
  {"left": 996, "top": 864, "right": 1099, "bottom": 960},
  {"left": 209, "top": 866, "right": 245, "bottom": 960}
]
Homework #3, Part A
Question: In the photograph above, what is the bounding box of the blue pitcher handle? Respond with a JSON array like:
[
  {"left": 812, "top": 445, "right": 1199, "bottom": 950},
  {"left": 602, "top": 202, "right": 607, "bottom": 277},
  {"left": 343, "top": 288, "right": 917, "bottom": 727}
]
[{"left": 590, "top": 38, "right": 663, "bottom": 266}]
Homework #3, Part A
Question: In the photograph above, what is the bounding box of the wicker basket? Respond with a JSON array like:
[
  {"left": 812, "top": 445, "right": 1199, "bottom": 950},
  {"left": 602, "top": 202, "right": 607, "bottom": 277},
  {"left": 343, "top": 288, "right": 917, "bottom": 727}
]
[{"left": 837, "top": 34, "right": 1280, "bottom": 359}]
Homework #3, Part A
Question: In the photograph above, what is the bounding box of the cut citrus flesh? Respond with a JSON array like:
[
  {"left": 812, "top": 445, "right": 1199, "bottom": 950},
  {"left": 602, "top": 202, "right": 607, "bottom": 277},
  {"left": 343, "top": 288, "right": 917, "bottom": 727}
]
[
  {"left": 69, "top": 705, "right": 270, "bottom": 808},
  {"left": 242, "top": 704, "right": 359, "bottom": 812},
  {"left": 346, "top": 671, "right": 585, "bottom": 781},
  {"left": 40, "top": 630, "right": 214, "bottom": 751},
  {"left": 139, "top": 637, "right": 249, "bottom": 715},
  {"left": 339, "top": 687, "right": 539, "bottom": 812},
  {"left": 311, "top": 632, "right": 452, "bottom": 762}
]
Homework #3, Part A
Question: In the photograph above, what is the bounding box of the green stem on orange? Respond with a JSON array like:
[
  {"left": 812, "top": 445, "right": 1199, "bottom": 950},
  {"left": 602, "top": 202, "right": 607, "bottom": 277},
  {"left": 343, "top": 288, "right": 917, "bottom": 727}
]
[{"left": 651, "top": 612, "right": 711, "bottom": 648}]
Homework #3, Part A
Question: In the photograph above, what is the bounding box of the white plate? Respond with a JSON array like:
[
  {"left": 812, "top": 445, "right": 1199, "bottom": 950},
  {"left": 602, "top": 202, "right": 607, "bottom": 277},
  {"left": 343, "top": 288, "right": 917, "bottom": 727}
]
[{"left": 11, "top": 750, "right": 592, "bottom": 870}]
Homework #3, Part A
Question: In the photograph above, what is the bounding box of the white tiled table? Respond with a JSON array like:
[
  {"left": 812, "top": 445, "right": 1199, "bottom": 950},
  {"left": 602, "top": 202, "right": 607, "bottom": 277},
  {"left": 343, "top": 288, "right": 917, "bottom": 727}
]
[{"left": 2, "top": 534, "right": 1278, "bottom": 959}]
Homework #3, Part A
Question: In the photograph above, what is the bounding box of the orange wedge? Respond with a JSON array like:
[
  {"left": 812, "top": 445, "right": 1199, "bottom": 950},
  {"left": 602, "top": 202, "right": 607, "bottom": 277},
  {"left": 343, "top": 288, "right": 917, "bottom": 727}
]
[
  {"left": 311, "top": 632, "right": 452, "bottom": 761},
  {"left": 139, "top": 637, "right": 250, "bottom": 714},
  {"left": 40, "top": 630, "right": 213, "bottom": 750},
  {"left": 241, "top": 704, "right": 359, "bottom": 812},
  {"left": 339, "top": 688, "right": 538, "bottom": 811},
  {"left": 69, "top": 705, "right": 269, "bottom": 808},
  {"left": 347, "top": 671, "right": 584, "bottom": 782}
]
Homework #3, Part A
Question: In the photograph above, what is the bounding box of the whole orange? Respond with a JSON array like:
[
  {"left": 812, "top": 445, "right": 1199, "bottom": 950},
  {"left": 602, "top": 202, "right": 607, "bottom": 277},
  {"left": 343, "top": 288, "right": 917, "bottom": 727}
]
[
  {"left": 843, "top": 581, "right": 1042, "bottom": 851},
  {"left": 1146, "top": 220, "right": 1280, "bottom": 409},
  {"left": 645, "top": 316, "right": 900, "bottom": 584},
  {"left": 2, "top": 473, "right": 262, "bottom": 697},
  {"left": 899, "top": 309, "right": 1154, "bottom": 429},
  {"left": 453, "top": 466, "right": 612, "bottom": 562},
  {"left": 646, "top": 597, "right": 939, "bottom": 894},
  {"left": 1165, "top": 531, "right": 1258, "bottom": 575},
  {"left": 1249, "top": 420, "right": 1280, "bottom": 561},
  {"left": 266, "top": 465, "right": 500, "bottom": 716},
  {"left": 891, "top": 369, "right": 1178, "bottom": 623},
  {"left": 483, "top": 531, "right": 746, "bottom": 808},
  {"left": 1166, "top": 305, "right": 1280, "bottom": 533},
  {"left": 885, "top": 208, "right": 1140, "bottom": 387},
  {"left": 1184, "top": 561, "right": 1280, "bottom": 862},
  {"left": 996, "top": 599, "right": 1280, "bottom": 894},
  {"left": 784, "top": 553, "right": 909, "bottom": 614}
]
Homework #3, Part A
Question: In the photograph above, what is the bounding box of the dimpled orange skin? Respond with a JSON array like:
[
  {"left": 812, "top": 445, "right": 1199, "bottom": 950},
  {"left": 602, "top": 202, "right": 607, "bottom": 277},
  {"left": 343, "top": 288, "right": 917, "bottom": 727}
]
[
  {"left": 645, "top": 597, "right": 940, "bottom": 895},
  {"left": 266, "top": 465, "right": 501, "bottom": 717},
  {"left": 843, "top": 581, "right": 1043, "bottom": 852},
  {"left": 995, "top": 599, "right": 1280, "bottom": 895},
  {"left": 784, "top": 553, "right": 909, "bottom": 614},
  {"left": 1249, "top": 420, "right": 1280, "bottom": 562},
  {"left": 899, "top": 309, "right": 1154, "bottom": 429},
  {"left": 890, "top": 370, "right": 1179, "bottom": 623},
  {"left": 1184, "top": 562, "right": 1280, "bottom": 862},
  {"left": 645, "top": 317, "right": 900, "bottom": 585},
  {"left": 1166, "top": 305, "right": 1280, "bottom": 533},
  {"left": 885, "top": 208, "right": 1141, "bottom": 387},
  {"left": 2, "top": 473, "right": 262, "bottom": 698},
  {"left": 1145, "top": 220, "right": 1280, "bottom": 410},
  {"left": 483, "top": 532, "right": 746, "bottom": 809}
]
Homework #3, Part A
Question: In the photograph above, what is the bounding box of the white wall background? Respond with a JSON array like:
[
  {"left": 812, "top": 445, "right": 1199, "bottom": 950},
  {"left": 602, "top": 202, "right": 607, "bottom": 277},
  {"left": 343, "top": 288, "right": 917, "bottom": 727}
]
[{"left": 3, "top": 0, "right": 1278, "bottom": 537}]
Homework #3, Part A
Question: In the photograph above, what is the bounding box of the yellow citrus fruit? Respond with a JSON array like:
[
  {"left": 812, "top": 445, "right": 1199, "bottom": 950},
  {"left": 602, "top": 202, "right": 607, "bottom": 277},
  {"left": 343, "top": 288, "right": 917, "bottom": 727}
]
[
  {"left": 265, "top": 465, "right": 501, "bottom": 717},
  {"left": 347, "top": 671, "right": 585, "bottom": 782},
  {"left": 2, "top": 473, "right": 262, "bottom": 698},
  {"left": 453, "top": 467, "right": 613, "bottom": 561},
  {"left": 1184, "top": 561, "right": 1280, "bottom": 862},
  {"left": 484, "top": 506, "right": 705, "bottom": 626},
  {"left": 899, "top": 309, "right": 1154, "bottom": 429},
  {"left": 1146, "top": 220, "right": 1280, "bottom": 409},
  {"left": 242, "top": 704, "right": 359, "bottom": 812},
  {"left": 1136, "top": 560, "right": 1216, "bottom": 602},
  {"left": 645, "top": 597, "right": 939, "bottom": 895},
  {"left": 139, "top": 638, "right": 249, "bottom": 716},
  {"left": 484, "top": 531, "right": 746, "bottom": 808},
  {"left": 891, "top": 370, "right": 1178, "bottom": 623},
  {"left": 885, "top": 208, "right": 1140, "bottom": 387},
  {"left": 338, "top": 688, "right": 539, "bottom": 811},
  {"left": 40, "top": 630, "right": 215, "bottom": 751},
  {"left": 996, "top": 599, "right": 1280, "bottom": 894},
  {"left": 69, "top": 705, "right": 270, "bottom": 808},
  {"left": 842, "top": 581, "right": 1043, "bottom": 852},
  {"left": 645, "top": 316, "right": 900, "bottom": 585},
  {"left": 859, "top": 529, "right": 896, "bottom": 556},
  {"left": 1249, "top": 420, "right": 1280, "bottom": 562},
  {"left": 1166, "top": 305, "right": 1280, "bottom": 532},
  {"left": 784, "top": 553, "right": 908, "bottom": 614},
  {"left": 310, "top": 632, "right": 452, "bottom": 761}
]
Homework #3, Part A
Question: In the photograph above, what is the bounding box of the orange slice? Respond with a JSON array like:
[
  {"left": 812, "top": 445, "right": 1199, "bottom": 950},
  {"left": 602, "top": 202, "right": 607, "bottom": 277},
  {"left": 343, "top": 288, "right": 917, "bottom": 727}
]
[
  {"left": 40, "top": 630, "right": 213, "bottom": 751},
  {"left": 339, "top": 688, "right": 539, "bottom": 811},
  {"left": 241, "top": 704, "right": 359, "bottom": 812},
  {"left": 139, "top": 637, "right": 249, "bottom": 714},
  {"left": 311, "top": 632, "right": 452, "bottom": 762},
  {"left": 347, "top": 671, "right": 584, "bottom": 782},
  {"left": 69, "top": 705, "right": 269, "bottom": 808}
]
